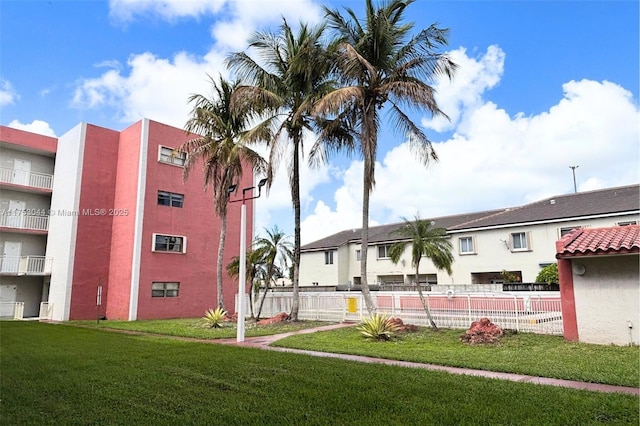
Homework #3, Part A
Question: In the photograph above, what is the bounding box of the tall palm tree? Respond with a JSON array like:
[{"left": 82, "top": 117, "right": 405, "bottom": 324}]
[
  {"left": 313, "top": 0, "right": 456, "bottom": 315},
  {"left": 252, "top": 226, "right": 293, "bottom": 321},
  {"left": 388, "top": 215, "right": 454, "bottom": 329},
  {"left": 227, "top": 249, "right": 268, "bottom": 320},
  {"left": 178, "top": 75, "right": 267, "bottom": 311},
  {"left": 226, "top": 19, "right": 335, "bottom": 320}
]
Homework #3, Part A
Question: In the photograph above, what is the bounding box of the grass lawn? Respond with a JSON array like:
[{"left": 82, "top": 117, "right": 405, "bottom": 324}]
[
  {"left": 3, "top": 322, "right": 638, "bottom": 425},
  {"left": 272, "top": 326, "right": 640, "bottom": 387},
  {"left": 69, "top": 318, "right": 330, "bottom": 340}
]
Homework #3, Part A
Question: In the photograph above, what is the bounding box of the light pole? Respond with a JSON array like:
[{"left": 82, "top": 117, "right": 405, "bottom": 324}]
[
  {"left": 228, "top": 177, "right": 267, "bottom": 342},
  {"left": 569, "top": 165, "right": 579, "bottom": 193}
]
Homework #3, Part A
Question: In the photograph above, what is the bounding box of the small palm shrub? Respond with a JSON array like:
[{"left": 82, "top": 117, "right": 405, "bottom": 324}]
[
  {"left": 358, "top": 314, "right": 400, "bottom": 341},
  {"left": 203, "top": 308, "right": 227, "bottom": 328}
]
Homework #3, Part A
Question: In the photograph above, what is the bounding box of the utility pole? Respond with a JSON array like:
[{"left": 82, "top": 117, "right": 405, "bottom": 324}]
[{"left": 569, "top": 165, "right": 579, "bottom": 193}]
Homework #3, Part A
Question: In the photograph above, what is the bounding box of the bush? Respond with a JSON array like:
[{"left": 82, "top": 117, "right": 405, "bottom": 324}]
[
  {"left": 203, "top": 308, "right": 227, "bottom": 328},
  {"left": 358, "top": 314, "right": 400, "bottom": 341},
  {"left": 536, "top": 263, "right": 559, "bottom": 285}
]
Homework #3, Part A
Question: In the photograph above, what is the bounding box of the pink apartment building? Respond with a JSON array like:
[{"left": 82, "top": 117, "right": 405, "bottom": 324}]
[{"left": 0, "top": 119, "right": 253, "bottom": 321}]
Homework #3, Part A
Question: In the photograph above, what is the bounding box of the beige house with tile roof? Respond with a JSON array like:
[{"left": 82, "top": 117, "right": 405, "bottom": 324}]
[{"left": 299, "top": 184, "right": 639, "bottom": 290}]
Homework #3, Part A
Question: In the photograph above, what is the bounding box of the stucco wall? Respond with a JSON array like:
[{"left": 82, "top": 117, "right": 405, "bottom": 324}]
[
  {"left": 571, "top": 255, "right": 639, "bottom": 345},
  {"left": 300, "top": 215, "right": 640, "bottom": 288},
  {"left": 0, "top": 146, "right": 55, "bottom": 175},
  {"left": 46, "top": 123, "right": 86, "bottom": 320}
]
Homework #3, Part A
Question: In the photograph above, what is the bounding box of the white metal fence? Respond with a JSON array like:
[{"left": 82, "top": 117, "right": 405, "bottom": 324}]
[
  {"left": 243, "top": 291, "right": 563, "bottom": 335},
  {"left": 0, "top": 302, "right": 24, "bottom": 319},
  {"left": 0, "top": 256, "right": 53, "bottom": 275},
  {"left": 0, "top": 213, "right": 49, "bottom": 231},
  {"left": 0, "top": 167, "right": 53, "bottom": 190}
]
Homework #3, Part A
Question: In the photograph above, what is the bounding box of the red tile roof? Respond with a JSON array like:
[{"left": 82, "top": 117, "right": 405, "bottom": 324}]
[{"left": 556, "top": 225, "right": 640, "bottom": 257}]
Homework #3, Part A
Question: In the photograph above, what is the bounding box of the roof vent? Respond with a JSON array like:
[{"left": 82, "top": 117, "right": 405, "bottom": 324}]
[{"left": 550, "top": 199, "right": 556, "bottom": 205}]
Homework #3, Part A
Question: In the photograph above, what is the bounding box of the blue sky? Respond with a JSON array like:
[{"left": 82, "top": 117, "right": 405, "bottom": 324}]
[{"left": 2, "top": 0, "right": 639, "bottom": 244}]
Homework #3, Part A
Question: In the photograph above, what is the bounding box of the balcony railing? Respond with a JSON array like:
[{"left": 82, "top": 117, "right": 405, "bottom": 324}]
[
  {"left": 0, "top": 256, "right": 53, "bottom": 275},
  {"left": 0, "top": 167, "right": 53, "bottom": 190},
  {"left": 0, "top": 213, "right": 49, "bottom": 231},
  {"left": 0, "top": 302, "right": 24, "bottom": 319}
]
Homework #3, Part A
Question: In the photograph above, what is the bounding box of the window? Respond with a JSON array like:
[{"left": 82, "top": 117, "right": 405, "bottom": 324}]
[
  {"left": 511, "top": 232, "right": 529, "bottom": 251},
  {"left": 559, "top": 226, "right": 581, "bottom": 237},
  {"left": 324, "top": 250, "right": 334, "bottom": 265},
  {"left": 158, "top": 191, "right": 184, "bottom": 208},
  {"left": 158, "top": 146, "right": 186, "bottom": 167},
  {"left": 152, "top": 282, "right": 179, "bottom": 298},
  {"left": 377, "top": 244, "right": 391, "bottom": 259},
  {"left": 617, "top": 220, "right": 638, "bottom": 226},
  {"left": 459, "top": 236, "right": 475, "bottom": 254},
  {"left": 153, "top": 234, "right": 186, "bottom": 253},
  {"left": 355, "top": 249, "right": 361, "bottom": 262}
]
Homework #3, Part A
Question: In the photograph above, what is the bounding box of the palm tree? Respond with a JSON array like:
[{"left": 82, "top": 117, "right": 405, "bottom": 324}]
[
  {"left": 389, "top": 215, "right": 454, "bottom": 329},
  {"left": 252, "top": 226, "right": 294, "bottom": 321},
  {"left": 311, "top": 0, "right": 456, "bottom": 315},
  {"left": 178, "top": 75, "right": 266, "bottom": 311},
  {"left": 226, "top": 19, "right": 335, "bottom": 320},
  {"left": 227, "top": 249, "right": 268, "bottom": 319}
]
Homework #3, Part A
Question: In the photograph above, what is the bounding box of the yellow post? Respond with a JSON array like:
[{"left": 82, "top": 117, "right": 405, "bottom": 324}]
[{"left": 347, "top": 297, "right": 358, "bottom": 313}]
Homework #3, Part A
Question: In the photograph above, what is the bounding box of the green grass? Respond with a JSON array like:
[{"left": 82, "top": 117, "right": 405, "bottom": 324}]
[
  {"left": 69, "top": 317, "right": 330, "bottom": 339},
  {"left": 2, "top": 322, "right": 638, "bottom": 425},
  {"left": 272, "top": 326, "right": 640, "bottom": 387}
]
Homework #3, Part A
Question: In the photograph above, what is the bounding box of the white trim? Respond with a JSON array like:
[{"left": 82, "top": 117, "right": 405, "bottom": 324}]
[
  {"left": 447, "top": 211, "right": 640, "bottom": 233},
  {"left": 128, "top": 119, "right": 149, "bottom": 321}
]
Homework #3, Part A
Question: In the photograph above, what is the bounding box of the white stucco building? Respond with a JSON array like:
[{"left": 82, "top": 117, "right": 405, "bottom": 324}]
[{"left": 299, "top": 185, "right": 639, "bottom": 290}]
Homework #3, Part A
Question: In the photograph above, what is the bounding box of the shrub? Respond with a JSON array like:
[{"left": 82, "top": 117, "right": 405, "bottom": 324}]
[
  {"left": 358, "top": 314, "right": 400, "bottom": 341},
  {"left": 536, "top": 263, "right": 559, "bottom": 284},
  {"left": 203, "top": 308, "right": 227, "bottom": 328}
]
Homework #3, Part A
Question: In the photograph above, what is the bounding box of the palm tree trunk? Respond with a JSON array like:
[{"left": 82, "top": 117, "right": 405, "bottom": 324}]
[
  {"left": 289, "top": 138, "right": 301, "bottom": 321},
  {"left": 256, "top": 280, "right": 271, "bottom": 321},
  {"left": 415, "top": 264, "right": 438, "bottom": 330},
  {"left": 248, "top": 281, "right": 255, "bottom": 319},
  {"left": 359, "top": 101, "right": 377, "bottom": 316},
  {"left": 216, "top": 208, "right": 227, "bottom": 311}
]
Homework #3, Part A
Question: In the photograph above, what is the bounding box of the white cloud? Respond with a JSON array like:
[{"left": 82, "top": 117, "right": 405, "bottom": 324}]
[
  {"left": 75, "top": 1, "right": 324, "bottom": 128},
  {"left": 254, "top": 130, "right": 332, "bottom": 239},
  {"left": 0, "top": 79, "right": 19, "bottom": 106},
  {"left": 7, "top": 119, "right": 56, "bottom": 137},
  {"left": 72, "top": 50, "right": 229, "bottom": 127},
  {"left": 301, "top": 49, "right": 639, "bottom": 244},
  {"left": 108, "top": 0, "right": 323, "bottom": 51},
  {"left": 422, "top": 45, "right": 504, "bottom": 132},
  {"left": 109, "top": 0, "right": 226, "bottom": 23},
  {"left": 209, "top": 0, "right": 323, "bottom": 51}
]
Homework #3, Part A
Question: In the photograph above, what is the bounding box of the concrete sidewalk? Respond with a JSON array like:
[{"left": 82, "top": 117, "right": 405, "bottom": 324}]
[{"left": 217, "top": 322, "right": 640, "bottom": 396}]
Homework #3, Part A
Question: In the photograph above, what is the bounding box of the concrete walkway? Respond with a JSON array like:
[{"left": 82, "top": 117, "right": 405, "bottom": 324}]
[{"left": 216, "top": 322, "right": 639, "bottom": 396}]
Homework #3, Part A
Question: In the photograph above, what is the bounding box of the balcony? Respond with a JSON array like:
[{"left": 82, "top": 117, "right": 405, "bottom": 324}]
[
  {"left": 0, "top": 256, "right": 53, "bottom": 275},
  {"left": 0, "top": 213, "right": 49, "bottom": 233},
  {"left": 0, "top": 167, "right": 53, "bottom": 192}
]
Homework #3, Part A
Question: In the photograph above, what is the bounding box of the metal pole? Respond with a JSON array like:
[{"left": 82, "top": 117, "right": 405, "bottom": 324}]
[
  {"left": 237, "top": 201, "right": 247, "bottom": 342},
  {"left": 569, "top": 165, "right": 579, "bottom": 193}
]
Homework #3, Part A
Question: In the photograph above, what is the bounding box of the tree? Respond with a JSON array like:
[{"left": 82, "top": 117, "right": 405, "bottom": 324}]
[
  {"left": 252, "top": 226, "right": 294, "bottom": 321},
  {"left": 178, "top": 76, "right": 266, "bottom": 311},
  {"left": 226, "top": 20, "right": 334, "bottom": 320},
  {"left": 388, "top": 215, "right": 454, "bottom": 330},
  {"left": 536, "top": 263, "right": 558, "bottom": 285},
  {"left": 227, "top": 249, "right": 269, "bottom": 319},
  {"left": 313, "top": 0, "right": 456, "bottom": 315}
]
